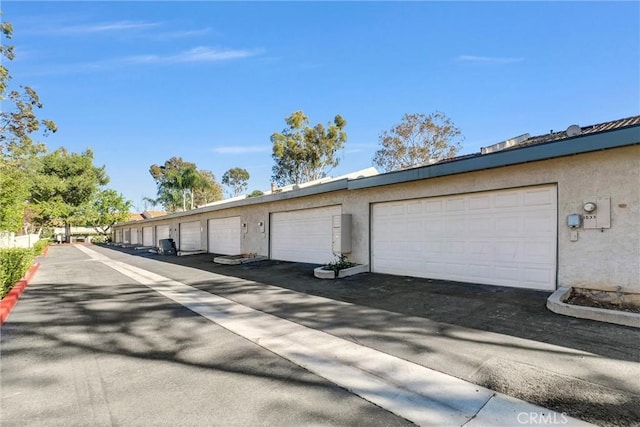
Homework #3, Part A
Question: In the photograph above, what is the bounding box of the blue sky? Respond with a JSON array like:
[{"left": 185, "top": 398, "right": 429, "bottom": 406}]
[{"left": 4, "top": 1, "right": 639, "bottom": 210}]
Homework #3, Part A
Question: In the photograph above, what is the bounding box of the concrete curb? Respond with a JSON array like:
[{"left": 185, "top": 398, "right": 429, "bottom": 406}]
[
  {"left": 1, "top": 262, "right": 41, "bottom": 327},
  {"left": 213, "top": 255, "right": 269, "bottom": 265},
  {"left": 177, "top": 250, "right": 207, "bottom": 257},
  {"left": 547, "top": 286, "right": 640, "bottom": 328},
  {"left": 314, "top": 264, "right": 369, "bottom": 279}
]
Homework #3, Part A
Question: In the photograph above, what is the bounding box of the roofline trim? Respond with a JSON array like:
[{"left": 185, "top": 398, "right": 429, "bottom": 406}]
[
  {"left": 348, "top": 125, "right": 639, "bottom": 190},
  {"left": 115, "top": 124, "right": 639, "bottom": 228}
]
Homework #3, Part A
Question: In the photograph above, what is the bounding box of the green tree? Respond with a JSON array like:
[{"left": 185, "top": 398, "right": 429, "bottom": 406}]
[
  {"left": 150, "top": 157, "right": 222, "bottom": 211},
  {"left": 150, "top": 157, "right": 192, "bottom": 212},
  {"left": 372, "top": 112, "right": 463, "bottom": 172},
  {"left": 247, "top": 190, "right": 264, "bottom": 198},
  {"left": 222, "top": 167, "right": 250, "bottom": 197},
  {"left": 85, "top": 189, "right": 132, "bottom": 237},
  {"left": 0, "top": 165, "right": 30, "bottom": 232},
  {"left": 271, "top": 111, "right": 347, "bottom": 186},
  {"left": 29, "top": 148, "right": 109, "bottom": 241},
  {"left": 192, "top": 169, "right": 223, "bottom": 206},
  {"left": 0, "top": 17, "right": 56, "bottom": 233}
]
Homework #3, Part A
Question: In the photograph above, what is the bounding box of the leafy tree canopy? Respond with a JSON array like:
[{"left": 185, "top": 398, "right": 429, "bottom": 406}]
[
  {"left": 0, "top": 16, "right": 57, "bottom": 233},
  {"left": 247, "top": 190, "right": 264, "bottom": 198},
  {"left": 29, "top": 148, "right": 109, "bottom": 230},
  {"left": 222, "top": 167, "right": 250, "bottom": 197},
  {"left": 85, "top": 189, "right": 132, "bottom": 236},
  {"left": 193, "top": 169, "right": 223, "bottom": 206},
  {"left": 1, "top": 17, "right": 56, "bottom": 160},
  {"left": 372, "top": 112, "right": 463, "bottom": 172},
  {"left": 149, "top": 157, "right": 222, "bottom": 212},
  {"left": 271, "top": 111, "right": 347, "bottom": 186}
]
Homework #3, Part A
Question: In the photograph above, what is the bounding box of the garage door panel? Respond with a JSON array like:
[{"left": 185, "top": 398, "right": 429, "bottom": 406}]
[
  {"left": 143, "top": 226, "right": 153, "bottom": 247},
  {"left": 130, "top": 228, "right": 139, "bottom": 245},
  {"left": 446, "top": 198, "right": 465, "bottom": 211},
  {"left": 372, "top": 185, "right": 557, "bottom": 290},
  {"left": 495, "top": 193, "right": 520, "bottom": 208},
  {"left": 271, "top": 206, "right": 340, "bottom": 264},
  {"left": 524, "top": 188, "right": 554, "bottom": 205},
  {"left": 208, "top": 217, "right": 241, "bottom": 255},
  {"left": 156, "top": 225, "right": 170, "bottom": 246},
  {"left": 180, "top": 221, "right": 202, "bottom": 251},
  {"left": 470, "top": 196, "right": 491, "bottom": 210}
]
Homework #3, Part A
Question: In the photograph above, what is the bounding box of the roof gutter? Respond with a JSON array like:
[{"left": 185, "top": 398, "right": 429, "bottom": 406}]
[{"left": 349, "top": 125, "right": 640, "bottom": 190}]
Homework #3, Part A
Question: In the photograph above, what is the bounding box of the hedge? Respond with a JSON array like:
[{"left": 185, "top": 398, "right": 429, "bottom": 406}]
[
  {"left": 0, "top": 240, "right": 48, "bottom": 298},
  {"left": 32, "top": 239, "right": 49, "bottom": 256}
]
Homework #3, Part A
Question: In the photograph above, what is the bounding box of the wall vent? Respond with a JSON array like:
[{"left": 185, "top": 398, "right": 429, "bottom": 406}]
[{"left": 481, "top": 133, "right": 530, "bottom": 155}]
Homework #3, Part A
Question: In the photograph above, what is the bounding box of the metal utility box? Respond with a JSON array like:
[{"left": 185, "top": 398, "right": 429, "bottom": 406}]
[
  {"left": 332, "top": 214, "right": 352, "bottom": 254},
  {"left": 583, "top": 196, "right": 611, "bottom": 229}
]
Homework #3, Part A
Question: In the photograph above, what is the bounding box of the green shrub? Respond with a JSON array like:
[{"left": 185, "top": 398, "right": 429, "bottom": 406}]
[
  {"left": 323, "top": 254, "right": 356, "bottom": 273},
  {"left": 90, "top": 235, "right": 108, "bottom": 244},
  {"left": 32, "top": 239, "right": 49, "bottom": 256},
  {"left": 0, "top": 248, "right": 34, "bottom": 298}
]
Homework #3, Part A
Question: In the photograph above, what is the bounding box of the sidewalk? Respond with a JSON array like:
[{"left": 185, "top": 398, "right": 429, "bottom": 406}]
[{"left": 95, "top": 244, "right": 639, "bottom": 426}]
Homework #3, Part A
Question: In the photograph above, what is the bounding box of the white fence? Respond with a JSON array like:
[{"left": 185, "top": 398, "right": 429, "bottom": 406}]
[{"left": 0, "top": 232, "right": 41, "bottom": 249}]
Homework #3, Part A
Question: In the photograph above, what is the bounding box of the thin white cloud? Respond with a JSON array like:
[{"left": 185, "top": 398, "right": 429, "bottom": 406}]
[
  {"left": 211, "top": 145, "right": 271, "bottom": 155},
  {"left": 125, "top": 47, "right": 261, "bottom": 65},
  {"left": 147, "top": 28, "right": 213, "bottom": 41},
  {"left": 344, "top": 142, "right": 378, "bottom": 154},
  {"left": 26, "top": 46, "right": 262, "bottom": 76},
  {"left": 47, "top": 21, "right": 161, "bottom": 35},
  {"left": 457, "top": 55, "right": 524, "bottom": 64}
]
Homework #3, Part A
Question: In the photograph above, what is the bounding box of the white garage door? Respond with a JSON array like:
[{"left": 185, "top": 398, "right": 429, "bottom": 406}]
[
  {"left": 372, "top": 186, "right": 557, "bottom": 290},
  {"left": 123, "top": 229, "right": 131, "bottom": 244},
  {"left": 142, "top": 226, "right": 153, "bottom": 246},
  {"left": 271, "top": 205, "right": 341, "bottom": 264},
  {"left": 130, "top": 228, "right": 139, "bottom": 245},
  {"left": 179, "top": 221, "right": 202, "bottom": 251},
  {"left": 156, "top": 224, "right": 170, "bottom": 246},
  {"left": 208, "top": 217, "right": 241, "bottom": 255}
]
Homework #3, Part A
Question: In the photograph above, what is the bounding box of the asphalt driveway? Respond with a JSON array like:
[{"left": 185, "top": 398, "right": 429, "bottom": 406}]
[
  {"left": 95, "top": 244, "right": 640, "bottom": 426},
  {"left": 1, "top": 246, "right": 412, "bottom": 427},
  {"left": 2, "top": 244, "right": 638, "bottom": 426}
]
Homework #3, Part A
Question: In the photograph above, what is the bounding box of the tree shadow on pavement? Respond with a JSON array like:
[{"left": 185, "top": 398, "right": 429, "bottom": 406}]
[
  {"left": 86, "top": 245, "right": 640, "bottom": 427},
  {"left": 1, "top": 277, "right": 413, "bottom": 427}
]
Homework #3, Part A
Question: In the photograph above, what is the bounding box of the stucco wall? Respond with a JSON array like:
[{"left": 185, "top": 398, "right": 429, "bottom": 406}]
[
  {"left": 341, "top": 145, "right": 638, "bottom": 291},
  {"left": 114, "top": 145, "right": 639, "bottom": 291}
]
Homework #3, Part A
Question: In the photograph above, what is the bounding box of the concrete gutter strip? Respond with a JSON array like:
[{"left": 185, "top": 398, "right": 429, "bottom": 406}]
[
  {"left": 547, "top": 287, "right": 640, "bottom": 329},
  {"left": 75, "top": 245, "right": 595, "bottom": 427}
]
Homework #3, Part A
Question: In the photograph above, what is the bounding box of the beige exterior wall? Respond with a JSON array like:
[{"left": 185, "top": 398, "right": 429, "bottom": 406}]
[{"left": 115, "top": 145, "right": 639, "bottom": 292}]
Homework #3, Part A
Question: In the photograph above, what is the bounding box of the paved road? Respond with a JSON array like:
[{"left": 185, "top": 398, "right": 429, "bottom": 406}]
[
  {"left": 2, "top": 244, "right": 636, "bottom": 426},
  {"left": 1, "top": 246, "right": 412, "bottom": 426}
]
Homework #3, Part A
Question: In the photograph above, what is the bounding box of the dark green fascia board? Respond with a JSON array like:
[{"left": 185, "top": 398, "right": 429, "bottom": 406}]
[{"left": 349, "top": 125, "right": 640, "bottom": 190}]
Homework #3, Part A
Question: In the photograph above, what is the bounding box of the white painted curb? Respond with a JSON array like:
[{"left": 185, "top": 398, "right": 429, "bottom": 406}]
[{"left": 547, "top": 286, "right": 640, "bottom": 328}]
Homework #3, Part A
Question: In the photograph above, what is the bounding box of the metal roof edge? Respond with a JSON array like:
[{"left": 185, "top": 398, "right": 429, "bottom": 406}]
[
  {"left": 116, "top": 179, "right": 349, "bottom": 227},
  {"left": 115, "top": 125, "right": 638, "bottom": 229},
  {"left": 348, "top": 125, "right": 640, "bottom": 190}
]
